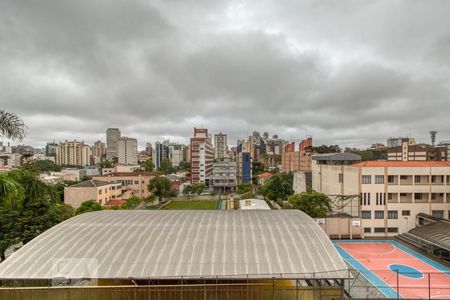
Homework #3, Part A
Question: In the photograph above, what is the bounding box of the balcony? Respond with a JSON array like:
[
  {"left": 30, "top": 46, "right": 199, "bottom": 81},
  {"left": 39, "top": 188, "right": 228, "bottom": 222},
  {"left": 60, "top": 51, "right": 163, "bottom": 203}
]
[{"left": 399, "top": 193, "right": 412, "bottom": 203}]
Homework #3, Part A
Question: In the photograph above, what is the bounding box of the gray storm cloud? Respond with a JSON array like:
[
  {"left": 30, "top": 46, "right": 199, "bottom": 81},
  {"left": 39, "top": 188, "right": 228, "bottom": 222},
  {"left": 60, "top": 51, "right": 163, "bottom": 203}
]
[{"left": 1, "top": 0, "right": 449, "bottom": 149}]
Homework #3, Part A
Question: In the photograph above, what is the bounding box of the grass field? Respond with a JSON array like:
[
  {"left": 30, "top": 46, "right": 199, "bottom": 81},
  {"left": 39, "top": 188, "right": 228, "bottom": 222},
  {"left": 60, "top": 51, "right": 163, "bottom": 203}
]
[{"left": 164, "top": 200, "right": 218, "bottom": 210}]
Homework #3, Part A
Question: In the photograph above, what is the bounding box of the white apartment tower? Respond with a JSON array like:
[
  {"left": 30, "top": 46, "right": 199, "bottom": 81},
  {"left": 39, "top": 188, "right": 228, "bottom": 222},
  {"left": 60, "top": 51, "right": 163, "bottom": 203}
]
[
  {"left": 56, "top": 141, "right": 91, "bottom": 166},
  {"left": 106, "top": 128, "right": 121, "bottom": 160},
  {"left": 117, "top": 137, "right": 138, "bottom": 165},
  {"left": 214, "top": 132, "right": 227, "bottom": 161}
]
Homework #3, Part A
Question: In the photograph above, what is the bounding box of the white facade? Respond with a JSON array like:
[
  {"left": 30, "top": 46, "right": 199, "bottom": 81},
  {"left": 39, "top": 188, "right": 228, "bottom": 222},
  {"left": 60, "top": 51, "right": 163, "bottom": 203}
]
[
  {"left": 313, "top": 161, "right": 450, "bottom": 237},
  {"left": 117, "top": 137, "right": 138, "bottom": 165},
  {"left": 56, "top": 141, "right": 91, "bottom": 166},
  {"left": 214, "top": 132, "right": 227, "bottom": 161}
]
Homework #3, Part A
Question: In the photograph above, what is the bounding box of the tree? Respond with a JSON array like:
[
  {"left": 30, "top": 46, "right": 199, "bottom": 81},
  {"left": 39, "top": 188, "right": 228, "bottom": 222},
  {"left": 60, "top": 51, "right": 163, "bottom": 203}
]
[
  {"left": 0, "top": 200, "right": 73, "bottom": 261},
  {"left": 178, "top": 161, "right": 190, "bottom": 171},
  {"left": 0, "top": 109, "right": 27, "bottom": 141},
  {"left": 236, "top": 183, "right": 253, "bottom": 194},
  {"left": 144, "top": 160, "right": 155, "bottom": 172},
  {"left": 288, "top": 189, "right": 332, "bottom": 218},
  {"left": 75, "top": 200, "right": 103, "bottom": 215},
  {"left": 182, "top": 185, "right": 193, "bottom": 196},
  {"left": 0, "top": 207, "right": 22, "bottom": 261},
  {"left": 0, "top": 173, "right": 25, "bottom": 208},
  {"left": 121, "top": 196, "right": 142, "bottom": 209},
  {"left": 192, "top": 183, "right": 207, "bottom": 195},
  {"left": 148, "top": 176, "right": 172, "bottom": 202},
  {"left": 159, "top": 158, "right": 175, "bottom": 175},
  {"left": 100, "top": 159, "right": 113, "bottom": 168},
  {"left": 261, "top": 174, "right": 294, "bottom": 201},
  {"left": 310, "top": 144, "right": 341, "bottom": 154},
  {"left": 29, "top": 160, "right": 61, "bottom": 172}
]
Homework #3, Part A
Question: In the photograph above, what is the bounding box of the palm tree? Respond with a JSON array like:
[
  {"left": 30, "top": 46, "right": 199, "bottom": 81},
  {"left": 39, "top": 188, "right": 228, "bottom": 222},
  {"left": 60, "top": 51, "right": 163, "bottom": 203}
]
[
  {"left": 0, "top": 109, "right": 27, "bottom": 141},
  {"left": 0, "top": 173, "right": 24, "bottom": 208}
]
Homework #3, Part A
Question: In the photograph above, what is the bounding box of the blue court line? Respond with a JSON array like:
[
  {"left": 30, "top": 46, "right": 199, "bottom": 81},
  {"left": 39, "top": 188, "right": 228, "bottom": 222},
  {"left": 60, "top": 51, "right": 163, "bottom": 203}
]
[
  {"left": 333, "top": 241, "right": 400, "bottom": 299},
  {"left": 336, "top": 240, "right": 450, "bottom": 276},
  {"left": 334, "top": 240, "right": 450, "bottom": 299}
]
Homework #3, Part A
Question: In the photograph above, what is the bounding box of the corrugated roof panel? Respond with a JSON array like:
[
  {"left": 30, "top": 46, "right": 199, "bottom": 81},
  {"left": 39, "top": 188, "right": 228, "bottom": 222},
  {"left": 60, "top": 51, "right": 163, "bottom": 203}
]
[{"left": 0, "top": 210, "right": 348, "bottom": 279}]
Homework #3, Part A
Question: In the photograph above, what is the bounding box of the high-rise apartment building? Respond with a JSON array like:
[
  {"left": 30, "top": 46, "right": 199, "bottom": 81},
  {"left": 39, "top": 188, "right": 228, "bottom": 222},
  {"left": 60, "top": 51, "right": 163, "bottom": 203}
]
[
  {"left": 117, "top": 137, "right": 138, "bottom": 165},
  {"left": 92, "top": 140, "right": 106, "bottom": 158},
  {"left": 45, "top": 142, "right": 58, "bottom": 157},
  {"left": 236, "top": 143, "right": 252, "bottom": 184},
  {"left": 168, "top": 143, "right": 187, "bottom": 168},
  {"left": 56, "top": 140, "right": 91, "bottom": 166},
  {"left": 214, "top": 132, "right": 227, "bottom": 161},
  {"left": 145, "top": 143, "right": 153, "bottom": 156},
  {"left": 153, "top": 141, "right": 169, "bottom": 170},
  {"left": 190, "top": 128, "right": 214, "bottom": 184},
  {"left": 106, "top": 128, "right": 121, "bottom": 160},
  {"left": 212, "top": 158, "right": 236, "bottom": 192}
]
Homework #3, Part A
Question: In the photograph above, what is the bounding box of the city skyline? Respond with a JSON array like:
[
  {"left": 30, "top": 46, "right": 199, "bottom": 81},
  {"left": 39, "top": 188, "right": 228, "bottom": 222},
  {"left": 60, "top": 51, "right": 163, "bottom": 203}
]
[{"left": 1, "top": 1, "right": 450, "bottom": 149}]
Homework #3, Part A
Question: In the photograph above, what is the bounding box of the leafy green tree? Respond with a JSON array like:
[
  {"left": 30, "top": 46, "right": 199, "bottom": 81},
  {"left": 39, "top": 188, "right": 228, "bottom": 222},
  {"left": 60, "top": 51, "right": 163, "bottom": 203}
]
[
  {"left": 178, "top": 161, "right": 190, "bottom": 171},
  {"left": 261, "top": 174, "right": 294, "bottom": 201},
  {"left": 121, "top": 196, "right": 142, "bottom": 209},
  {"left": 182, "top": 185, "right": 194, "bottom": 196},
  {"left": 0, "top": 207, "right": 22, "bottom": 261},
  {"left": 0, "top": 173, "right": 25, "bottom": 208},
  {"left": 288, "top": 189, "right": 332, "bottom": 218},
  {"left": 310, "top": 144, "right": 341, "bottom": 154},
  {"left": 0, "top": 109, "right": 27, "bottom": 141},
  {"left": 148, "top": 176, "right": 172, "bottom": 202},
  {"left": 236, "top": 183, "right": 253, "bottom": 194},
  {"left": 144, "top": 160, "right": 155, "bottom": 172},
  {"left": 75, "top": 200, "right": 103, "bottom": 215},
  {"left": 159, "top": 158, "right": 175, "bottom": 175},
  {"left": 0, "top": 201, "right": 73, "bottom": 261},
  {"left": 100, "top": 160, "right": 113, "bottom": 168},
  {"left": 240, "top": 192, "right": 254, "bottom": 199},
  {"left": 30, "top": 160, "right": 61, "bottom": 172},
  {"left": 192, "top": 183, "right": 207, "bottom": 195}
]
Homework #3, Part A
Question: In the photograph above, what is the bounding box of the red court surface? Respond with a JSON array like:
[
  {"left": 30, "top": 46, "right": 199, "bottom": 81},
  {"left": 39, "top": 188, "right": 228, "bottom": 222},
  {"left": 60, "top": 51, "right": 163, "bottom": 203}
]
[{"left": 335, "top": 241, "right": 450, "bottom": 299}]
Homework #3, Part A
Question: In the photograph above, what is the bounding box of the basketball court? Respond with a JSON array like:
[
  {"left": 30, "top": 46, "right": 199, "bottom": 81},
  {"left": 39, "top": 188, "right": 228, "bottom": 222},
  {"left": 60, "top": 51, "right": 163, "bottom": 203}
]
[{"left": 334, "top": 240, "right": 450, "bottom": 299}]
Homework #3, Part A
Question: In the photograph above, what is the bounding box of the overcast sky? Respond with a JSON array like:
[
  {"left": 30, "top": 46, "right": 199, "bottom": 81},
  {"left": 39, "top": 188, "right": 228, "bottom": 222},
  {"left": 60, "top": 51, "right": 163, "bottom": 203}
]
[{"left": 1, "top": 0, "right": 450, "bottom": 150}]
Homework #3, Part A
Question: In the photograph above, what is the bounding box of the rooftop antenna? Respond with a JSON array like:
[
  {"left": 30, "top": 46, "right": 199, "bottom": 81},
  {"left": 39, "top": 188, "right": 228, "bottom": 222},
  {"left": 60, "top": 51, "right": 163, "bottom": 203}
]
[{"left": 430, "top": 130, "right": 437, "bottom": 146}]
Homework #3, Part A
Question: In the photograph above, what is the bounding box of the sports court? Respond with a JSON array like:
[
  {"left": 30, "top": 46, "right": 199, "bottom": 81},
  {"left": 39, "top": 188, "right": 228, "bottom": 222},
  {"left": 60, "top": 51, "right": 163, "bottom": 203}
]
[{"left": 334, "top": 240, "right": 450, "bottom": 299}]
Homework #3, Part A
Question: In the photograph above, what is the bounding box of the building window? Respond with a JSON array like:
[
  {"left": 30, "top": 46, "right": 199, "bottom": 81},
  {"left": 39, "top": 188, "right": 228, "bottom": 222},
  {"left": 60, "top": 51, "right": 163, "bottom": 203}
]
[
  {"left": 388, "top": 211, "right": 398, "bottom": 219},
  {"left": 99, "top": 190, "right": 102, "bottom": 195},
  {"left": 414, "top": 176, "right": 421, "bottom": 183},
  {"left": 400, "top": 175, "right": 408, "bottom": 180},
  {"left": 374, "top": 227, "right": 385, "bottom": 233},
  {"left": 400, "top": 193, "right": 407, "bottom": 197},
  {"left": 375, "top": 175, "right": 384, "bottom": 184},
  {"left": 362, "top": 175, "right": 371, "bottom": 184},
  {"left": 338, "top": 173, "right": 344, "bottom": 183},
  {"left": 375, "top": 211, "right": 384, "bottom": 219},
  {"left": 361, "top": 211, "right": 371, "bottom": 219},
  {"left": 387, "top": 175, "right": 395, "bottom": 183},
  {"left": 431, "top": 175, "right": 437, "bottom": 183},
  {"left": 414, "top": 193, "right": 423, "bottom": 200},
  {"left": 402, "top": 210, "right": 410, "bottom": 216},
  {"left": 431, "top": 193, "right": 436, "bottom": 200},
  {"left": 432, "top": 210, "right": 444, "bottom": 219},
  {"left": 364, "top": 227, "right": 371, "bottom": 233},
  {"left": 388, "top": 193, "right": 393, "bottom": 200},
  {"left": 387, "top": 227, "right": 398, "bottom": 233}
]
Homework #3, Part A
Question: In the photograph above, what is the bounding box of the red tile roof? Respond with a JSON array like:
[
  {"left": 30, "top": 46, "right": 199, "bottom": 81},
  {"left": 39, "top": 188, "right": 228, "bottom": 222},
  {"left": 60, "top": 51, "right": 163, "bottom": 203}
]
[
  {"left": 352, "top": 161, "right": 450, "bottom": 167},
  {"left": 104, "top": 199, "right": 124, "bottom": 206},
  {"left": 258, "top": 172, "right": 273, "bottom": 178},
  {"left": 100, "top": 172, "right": 158, "bottom": 177}
]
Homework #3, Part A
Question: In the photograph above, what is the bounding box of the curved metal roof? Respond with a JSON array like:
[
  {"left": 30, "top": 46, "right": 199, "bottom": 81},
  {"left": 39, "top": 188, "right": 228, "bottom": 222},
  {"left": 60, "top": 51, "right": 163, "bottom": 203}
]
[
  {"left": 0, "top": 210, "right": 347, "bottom": 279},
  {"left": 408, "top": 221, "right": 450, "bottom": 251}
]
